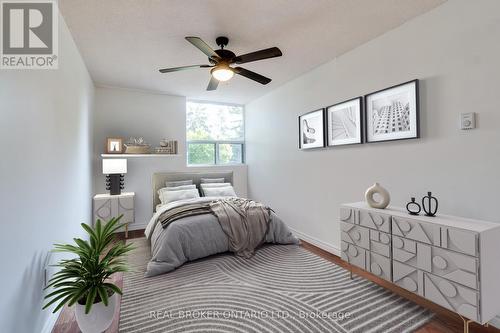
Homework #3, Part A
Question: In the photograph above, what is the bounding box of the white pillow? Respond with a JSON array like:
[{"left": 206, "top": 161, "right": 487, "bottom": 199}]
[
  {"left": 165, "top": 184, "right": 196, "bottom": 191},
  {"left": 200, "top": 182, "right": 232, "bottom": 188},
  {"left": 202, "top": 185, "right": 237, "bottom": 197},
  {"left": 158, "top": 188, "right": 199, "bottom": 204}
]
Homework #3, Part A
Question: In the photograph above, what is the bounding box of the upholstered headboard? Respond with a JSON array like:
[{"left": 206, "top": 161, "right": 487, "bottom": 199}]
[{"left": 152, "top": 171, "right": 234, "bottom": 212}]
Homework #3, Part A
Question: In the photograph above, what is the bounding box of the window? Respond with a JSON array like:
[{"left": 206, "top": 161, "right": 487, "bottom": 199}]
[{"left": 187, "top": 101, "right": 244, "bottom": 165}]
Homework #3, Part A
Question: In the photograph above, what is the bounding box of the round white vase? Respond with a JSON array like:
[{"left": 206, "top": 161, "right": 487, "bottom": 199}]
[
  {"left": 365, "top": 182, "right": 391, "bottom": 209},
  {"left": 75, "top": 293, "right": 117, "bottom": 333}
]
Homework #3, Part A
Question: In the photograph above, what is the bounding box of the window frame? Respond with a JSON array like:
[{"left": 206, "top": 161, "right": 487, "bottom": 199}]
[{"left": 186, "top": 100, "right": 245, "bottom": 166}]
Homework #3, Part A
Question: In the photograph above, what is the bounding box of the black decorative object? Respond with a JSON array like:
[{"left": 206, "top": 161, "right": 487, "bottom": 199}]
[
  {"left": 422, "top": 192, "right": 438, "bottom": 217},
  {"left": 406, "top": 197, "right": 421, "bottom": 215},
  {"left": 106, "top": 174, "right": 125, "bottom": 195}
]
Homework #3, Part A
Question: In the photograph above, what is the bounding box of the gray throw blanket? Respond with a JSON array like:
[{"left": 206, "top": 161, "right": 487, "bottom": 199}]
[
  {"left": 159, "top": 203, "right": 211, "bottom": 228},
  {"left": 209, "top": 198, "right": 271, "bottom": 258}
]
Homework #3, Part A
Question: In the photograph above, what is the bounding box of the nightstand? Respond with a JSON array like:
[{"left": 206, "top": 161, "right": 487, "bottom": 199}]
[{"left": 93, "top": 192, "right": 135, "bottom": 238}]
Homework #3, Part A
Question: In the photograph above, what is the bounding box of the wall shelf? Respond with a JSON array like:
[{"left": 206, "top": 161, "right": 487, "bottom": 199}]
[{"left": 101, "top": 154, "right": 181, "bottom": 158}]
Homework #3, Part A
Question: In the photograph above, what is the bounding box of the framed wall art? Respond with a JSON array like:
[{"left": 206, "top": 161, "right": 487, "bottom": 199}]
[
  {"left": 326, "top": 97, "right": 363, "bottom": 146},
  {"left": 298, "top": 109, "right": 326, "bottom": 149},
  {"left": 365, "top": 79, "right": 419, "bottom": 143}
]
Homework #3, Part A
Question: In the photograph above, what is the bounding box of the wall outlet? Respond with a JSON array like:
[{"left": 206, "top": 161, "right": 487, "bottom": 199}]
[{"left": 460, "top": 112, "right": 476, "bottom": 130}]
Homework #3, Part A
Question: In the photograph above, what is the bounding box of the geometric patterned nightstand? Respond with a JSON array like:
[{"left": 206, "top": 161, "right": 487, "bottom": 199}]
[{"left": 93, "top": 192, "right": 134, "bottom": 238}]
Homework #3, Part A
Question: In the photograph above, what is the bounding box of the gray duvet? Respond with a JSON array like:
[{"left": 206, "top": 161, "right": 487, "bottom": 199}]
[{"left": 144, "top": 197, "right": 300, "bottom": 277}]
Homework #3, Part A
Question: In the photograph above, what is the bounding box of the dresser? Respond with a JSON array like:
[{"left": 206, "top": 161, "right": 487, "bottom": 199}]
[
  {"left": 93, "top": 192, "right": 135, "bottom": 238},
  {"left": 340, "top": 202, "right": 500, "bottom": 326}
]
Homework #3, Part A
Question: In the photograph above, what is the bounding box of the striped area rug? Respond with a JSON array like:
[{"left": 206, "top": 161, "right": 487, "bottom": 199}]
[{"left": 119, "top": 238, "right": 433, "bottom": 333}]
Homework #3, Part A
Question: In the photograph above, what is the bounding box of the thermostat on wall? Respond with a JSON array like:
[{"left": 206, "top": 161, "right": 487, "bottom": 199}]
[{"left": 460, "top": 112, "right": 476, "bottom": 130}]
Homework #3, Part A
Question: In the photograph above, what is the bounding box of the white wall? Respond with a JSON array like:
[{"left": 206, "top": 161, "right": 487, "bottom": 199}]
[
  {"left": 246, "top": 0, "right": 500, "bottom": 255},
  {"left": 93, "top": 87, "right": 248, "bottom": 229},
  {"left": 0, "top": 15, "right": 94, "bottom": 333}
]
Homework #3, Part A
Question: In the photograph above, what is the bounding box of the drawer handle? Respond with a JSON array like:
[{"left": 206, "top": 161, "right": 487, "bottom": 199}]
[
  {"left": 393, "top": 237, "right": 404, "bottom": 249},
  {"left": 340, "top": 209, "right": 352, "bottom": 221},
  {"left": 432, "top": 256, "right": 448, "bottom": 270},
  {"left": 380, "top": 233, "right": 390, "bottom": 245},
  {"left": 403, "top": 277, "right": 418, "bottom": 292},
  {"left": 348, "top": 245, "right": 358, "bottom": 257},
  {"left": 371, "top": 263, "right": 382, "bottom": 276},
  {"left": 438, "top": 280, "right": 457, "bottom": 298}
]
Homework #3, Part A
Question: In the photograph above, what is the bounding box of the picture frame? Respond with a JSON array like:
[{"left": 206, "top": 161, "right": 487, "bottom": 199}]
[
  {"left": 106, "top": 137, "right": 123, "bottom": 154},
  {"left": 365, "top": 79, "right": 419, "bottom": 143},
  {"left": 298, "top": 109, "right": 326, "bottom": 150},
  {"left": 326, "top": 97, "right": 363, "bottom": 147}
]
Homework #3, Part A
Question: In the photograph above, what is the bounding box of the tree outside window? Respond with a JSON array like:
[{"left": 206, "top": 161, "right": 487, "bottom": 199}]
[{"left": 187, "top": 101, "right": 244, "bottom": 165}]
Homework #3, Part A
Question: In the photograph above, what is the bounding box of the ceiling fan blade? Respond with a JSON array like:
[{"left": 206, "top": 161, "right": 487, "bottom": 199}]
[
  {"left": 185, "top": 36, "right": 221, "bottom": 60},
  {"left": 233, "top": 67, "right": 272, "bottom": 85},
  {"left": 207, "top": 76, "right": 219, "bottom": 91},
  {"left": 233, "top": 47, "right": 282, "bottom": 64},
  {"left": 159, "top": 64, "right": 212, "bottom": 73}
]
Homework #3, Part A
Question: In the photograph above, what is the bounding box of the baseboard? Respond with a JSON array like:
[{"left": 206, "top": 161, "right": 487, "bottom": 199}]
[
  {"left": 289, "top": 227, "right": 341, "bottom": 256},
  {"left": 489, "top": 316, "right": 500, "bottom": 329},
  {"left": 40, "top": 309, "right": 61, "bottom": 333}
]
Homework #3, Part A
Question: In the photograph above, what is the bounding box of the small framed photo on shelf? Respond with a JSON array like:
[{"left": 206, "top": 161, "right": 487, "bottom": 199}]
[
  {"left": 298, "top": 109, "right": 326, "bottom": 150},
  {"left": 365, "top": 79, "right": 419, "bottom": 143},
  {"left": 326, "top": 97, "right": 363, "bottom": 147},
  {"left": 106, "top": 137, "right": 123, "bottom": 154}
]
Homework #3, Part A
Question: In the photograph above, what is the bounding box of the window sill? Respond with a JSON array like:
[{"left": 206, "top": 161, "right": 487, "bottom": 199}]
[{"left": 187, "top": 163, "right": 246, "bottom": 168}]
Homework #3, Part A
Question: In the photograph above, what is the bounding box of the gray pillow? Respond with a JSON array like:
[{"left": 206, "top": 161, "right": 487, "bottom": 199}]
[
  {"left": 200, "top": 177, "right": 225, "bottom": 183},
  {"left": 165, "top": 180, "right": 193, "bottom": 187}
]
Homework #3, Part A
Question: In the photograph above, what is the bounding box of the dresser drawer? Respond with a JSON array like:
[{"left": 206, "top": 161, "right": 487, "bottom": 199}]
[
  {"left": 369, "top": 252, "right": 392, "bottom": 281},
  {"left": 423, "top": 272, "right": 479, "bottom": 322},
  {"left": 340, "top": 207, "right": 357, "bottom": 225},
  {"left": 369, "top": 229, "right": 391, "bottom": 257},
  {"left": 393, "top": 236, "right": 478, "bottom": 289},
  {"left": 441, "top": 227, "right": 478, "bottom": 257},
  {"left": 393, "top": 261, "right": 422, "bottom": 294},
  {"left": 392, "top": 216, "right": 440, "bottom": 246},
  {"left": 359, "top": 209, "right": 391, "bottom": 233},
  {"left": 117, "top": 196, "right": 134, "bottom": 224},
  {"left": 341, "top": 241, "right": 367, "bottom": 270},
  {"left": 393, "top": 261, "right": 480, "bottom": 321},
  {"left": 341, "top": 222, "right": 370, "bottom": 249}
]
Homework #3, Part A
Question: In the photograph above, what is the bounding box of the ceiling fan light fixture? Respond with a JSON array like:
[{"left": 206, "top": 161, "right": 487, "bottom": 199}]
[{"left": 211, "top": 65, "right": 234, "bottom": 82}]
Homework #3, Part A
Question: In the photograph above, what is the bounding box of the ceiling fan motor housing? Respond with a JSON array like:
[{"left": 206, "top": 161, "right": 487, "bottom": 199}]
[{"left": 216, "top": 36, "right": 229, "bottom": 48}]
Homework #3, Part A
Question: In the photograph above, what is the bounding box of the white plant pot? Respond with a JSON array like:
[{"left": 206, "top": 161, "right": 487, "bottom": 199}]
[{"left": 75, "top": 293, "right": 117, "bottom": 333}]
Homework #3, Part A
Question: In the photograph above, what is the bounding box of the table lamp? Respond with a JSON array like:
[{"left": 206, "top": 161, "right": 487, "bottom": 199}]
[{"left": 102, "top": 159, "right": 127, "bottom": 195}]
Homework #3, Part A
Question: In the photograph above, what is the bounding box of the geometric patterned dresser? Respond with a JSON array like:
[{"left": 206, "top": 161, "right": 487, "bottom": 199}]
[
  {"left": 340, "top": 202, "right": 500, "bottom": 326},
  {"left": 93, "top": 192, "right": 135, "bottom": 238}
]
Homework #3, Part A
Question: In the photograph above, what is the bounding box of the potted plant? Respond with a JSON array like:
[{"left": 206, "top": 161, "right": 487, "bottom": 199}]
[{"left": 43, "top": 216, "right": 134, "bottom": 333}]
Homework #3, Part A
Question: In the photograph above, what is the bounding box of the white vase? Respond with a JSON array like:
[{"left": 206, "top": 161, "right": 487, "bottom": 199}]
[
  {"left": 365, "top": 182, "right": 390, "bottom": 209},
  {"left": 75, "top": 293, "right": 117, "bottom": 333}
]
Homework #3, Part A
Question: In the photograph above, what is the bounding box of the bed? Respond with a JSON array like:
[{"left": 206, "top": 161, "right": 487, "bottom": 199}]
[{"left": 144, "top": 171, "right": 300, "bottom": 277}]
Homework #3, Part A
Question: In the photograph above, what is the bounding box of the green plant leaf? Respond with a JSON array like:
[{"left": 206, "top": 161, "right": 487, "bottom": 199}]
[
  {"left": 97, "top": 285, "right": 109, "bottom": 306},
  {"left": 103, "top": 282, "right": 122, "bottom": 295},
  {"left": 43, "top": 216, "right": 133, "bottom": 314},
  {"left": 85, "top": 287, "right": 97, "bottom": 314}
]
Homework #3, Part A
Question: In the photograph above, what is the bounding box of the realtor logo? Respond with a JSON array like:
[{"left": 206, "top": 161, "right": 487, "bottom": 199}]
[{"left": 1, "top": 0, "right": 58, "bottom": 69}]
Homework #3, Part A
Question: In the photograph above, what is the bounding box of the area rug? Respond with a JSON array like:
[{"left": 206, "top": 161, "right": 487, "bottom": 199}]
[{"left": 118, "top": 238, "right": 433, "bottom": 333}]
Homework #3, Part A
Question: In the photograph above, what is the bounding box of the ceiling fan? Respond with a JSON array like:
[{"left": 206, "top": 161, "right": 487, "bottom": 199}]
[{"left": 158, "top": 36, "right": 282, "bottom": 91}]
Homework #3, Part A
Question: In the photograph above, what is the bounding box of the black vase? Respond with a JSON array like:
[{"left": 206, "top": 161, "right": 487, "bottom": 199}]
[
  {"left": 406, "top": 197, "right": 421, "bottom": 215},
  {"left": 422, "top": 192, "right": 438, "bottom": 217}
]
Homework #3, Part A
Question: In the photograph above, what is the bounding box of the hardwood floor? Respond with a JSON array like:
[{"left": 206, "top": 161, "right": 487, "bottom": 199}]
[{"left": 52, "top": 233, "right": 499, "bottom": 333}]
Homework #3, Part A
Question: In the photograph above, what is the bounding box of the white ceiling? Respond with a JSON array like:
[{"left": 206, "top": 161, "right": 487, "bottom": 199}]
[{"left": 59, "top": 0, "right": 445, "bottom": 104}]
